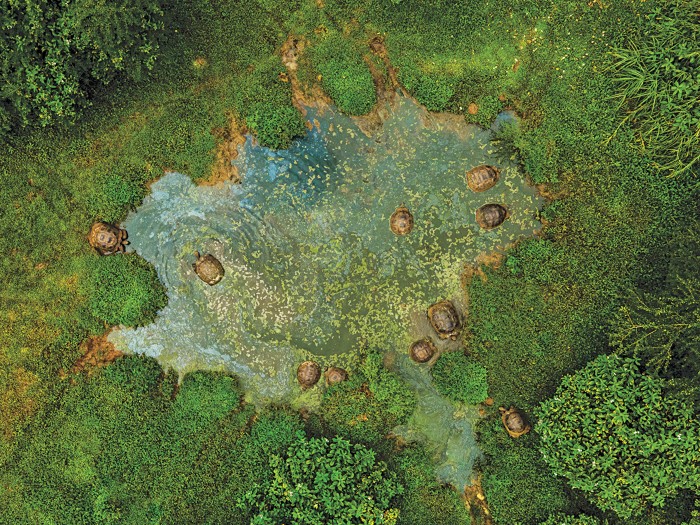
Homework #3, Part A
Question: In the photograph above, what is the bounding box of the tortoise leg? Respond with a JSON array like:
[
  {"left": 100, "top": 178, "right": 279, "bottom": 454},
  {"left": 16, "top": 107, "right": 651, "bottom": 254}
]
[{"left": 120, "top": 229, "right": 128, "bottom": 240}]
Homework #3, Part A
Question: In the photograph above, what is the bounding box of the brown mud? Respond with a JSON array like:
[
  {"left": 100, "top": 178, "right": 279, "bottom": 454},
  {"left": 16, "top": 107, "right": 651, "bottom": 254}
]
[
  {"left": 201, "top": 114, "right": 246, "bottom": 186},
  {"left": 71, "top": 330, "right": 123, "bottom": 375},
  {"left": 464, "top": 474, "right": 494, "bottom": 525}
]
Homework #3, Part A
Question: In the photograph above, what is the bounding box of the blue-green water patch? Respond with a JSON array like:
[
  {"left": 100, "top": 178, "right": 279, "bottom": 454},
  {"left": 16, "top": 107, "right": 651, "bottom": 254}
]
[{"left": 109, "top": 95, "right": 541, "bottom": 488}]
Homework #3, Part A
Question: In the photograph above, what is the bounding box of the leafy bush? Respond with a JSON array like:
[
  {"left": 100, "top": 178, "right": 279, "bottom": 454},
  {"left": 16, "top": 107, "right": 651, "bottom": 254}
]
[
  {"left": 239, "top": 432, "right": 403, "bottom": 524},
  {"left": 310, "top": 32, "right": 376, "bottom": 115},
  {"left": 536, "top": 354, "right": 700, "bottom": 519},
  {"left": 86, "top": 253, "right": 167, "bottom": 327},
  {"left": 0, "top": 0, "right": 164, "bottom": 130},
  {"left": 610, "top": 0, "right": 700, "bottom": 175},
  {"left": 395, "top": 59, "right": 456, "bottom": 112},
  {"left": 246, "top": 103, "right": 306, "bottom": 150},
  {"left": 431, "top": 351, "right": 488, "bottom": 404}
]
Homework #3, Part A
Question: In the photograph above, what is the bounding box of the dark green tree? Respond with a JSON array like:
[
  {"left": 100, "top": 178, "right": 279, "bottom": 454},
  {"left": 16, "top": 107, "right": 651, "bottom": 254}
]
[
  {"left": 0, "top": 0, "right": 164, "bottom": 129},
  {"left": 536, "top": 354, "right": 700, "bottom": 519}
]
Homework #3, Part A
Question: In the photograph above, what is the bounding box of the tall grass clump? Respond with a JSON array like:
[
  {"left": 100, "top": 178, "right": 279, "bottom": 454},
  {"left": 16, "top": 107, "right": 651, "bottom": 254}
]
[{"left": 610, "top": 0, "right": 700, "bottom": 176}]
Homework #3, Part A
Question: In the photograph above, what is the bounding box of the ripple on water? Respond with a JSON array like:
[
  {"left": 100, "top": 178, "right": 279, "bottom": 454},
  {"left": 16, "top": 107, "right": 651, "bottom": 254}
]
[{"left": 109, "top": 95, "right": 542, "bottom": 489}]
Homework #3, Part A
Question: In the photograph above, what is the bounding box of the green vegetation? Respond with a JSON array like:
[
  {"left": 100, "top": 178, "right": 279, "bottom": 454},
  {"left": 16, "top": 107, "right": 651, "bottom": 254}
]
[
  {"left": 0, "top": 0, "right": 164, "bottom": 130},
  {"left": 610, "top": 0, "right": 700, "bottom": 176},
  {"left": 307, "top": 31, "right": 376, "bottom": 115},
  {"left": 85, "top": 254, "right": 167, "bottom": 326},
  {"left": 2, "top": 0, "right": 699, "bottom": 523},
  {"left": 240, "top": 432, "right": 402, "bottom": 524},
  {"left": 320, "top": 350, "right": 416, "bottom": 446},
  {"left": 431, "top": 351, "right": 488, "bottom": 404},
  {"left": 537, "top": 354, "right": 700, "bottom": 519}
]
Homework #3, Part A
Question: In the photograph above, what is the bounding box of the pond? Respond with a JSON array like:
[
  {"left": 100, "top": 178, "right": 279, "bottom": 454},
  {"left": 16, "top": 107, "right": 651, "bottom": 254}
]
[{"left": 109, "top": 94, "right": 542, "bottom": 489}]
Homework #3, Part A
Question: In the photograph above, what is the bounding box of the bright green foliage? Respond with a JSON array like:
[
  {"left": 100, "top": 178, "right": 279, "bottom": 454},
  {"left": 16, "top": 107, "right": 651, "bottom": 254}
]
[
  {"left": 391, "top": 446, "right": 471, "bottom": 525},
  {"left": 537, "top": 354, "right": 700, "bottom": 519},
  {"left": 611, "top": 0, "right": 700, "bottom": 175},
  {"left": 309, "top": 31, "right": 376, "bottom": 115},
  {"left": 431, "top": 351, "right": 488, "bottom": 404},
  {"left": 478, "top": 418, "right": 570, "bottom": 525},
  {"left": 86, "top": 254, "right": 167, "bottom": 327},
  {"left": 240, "top": 432, "right": 403, "bottom": 525},
  {"left": 235, "top": 56, "right": 306, "bottom": 149},
  {"left": 539, "top": 514, "right": 603, "bottom": 525},
  {"left": 0, "top": 0, "right": 164, "bottom": 129},
  {"left": 321, "top": 350, "right": 416, "bottom": 445}
]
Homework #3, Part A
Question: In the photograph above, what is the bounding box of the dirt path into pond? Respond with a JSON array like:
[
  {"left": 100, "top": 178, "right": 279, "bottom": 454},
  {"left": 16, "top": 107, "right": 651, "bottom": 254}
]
[
  {"left": 464, "top": 474, "right": 494, "bottom": 525},
  {"left": 202, "top": 115, "right": 246, "bottom": 186},
  {"left": 70, "top": 329, "right": 123, "bottom": 375}
]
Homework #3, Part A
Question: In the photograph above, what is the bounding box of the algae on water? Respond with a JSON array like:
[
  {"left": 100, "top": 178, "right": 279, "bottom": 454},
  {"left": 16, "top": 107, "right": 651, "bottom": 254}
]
[{"left": 109, "top": 95, "right": 542, "bottom": 488}]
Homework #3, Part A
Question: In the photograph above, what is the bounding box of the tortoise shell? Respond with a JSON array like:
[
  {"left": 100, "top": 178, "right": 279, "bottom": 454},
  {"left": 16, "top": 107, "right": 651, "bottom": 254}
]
[
  {"left": 466, "top": 165, "right": 500, "bottom": 192},
  {"left": 325, "top": 366, "right": 348, "bottom": 386},
  {"left": 88, "top": 222, "right": 128, "bottom": 255},
  {"left": 500, "top": 406, "right": 531, "bottom": 438},
  {"left": 427, "top": 300, "right": 461, "bottom": 340},
  {"left": 390, "top": 206, "right": 414, "bottom": 236},
  {"left": 409, "top": 339, "right": 436, "bottom": 363},
  {"left": 297, "top": 361, "right": 321, "bottom": 388},
  {"left": 193, "top": 252, "right": 224, "bottom": 286},
  {"left": 476, "top": 203, "right": 508, "bottom": 230}
]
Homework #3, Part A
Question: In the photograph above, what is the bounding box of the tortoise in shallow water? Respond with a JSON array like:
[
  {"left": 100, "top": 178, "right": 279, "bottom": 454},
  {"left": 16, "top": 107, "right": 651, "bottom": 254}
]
[
  {"left": 192, "top": 251, "right": 224, "bottom": 285},
  {"left": 476, "top": 203, "right": 508, "bottom": 230},
  {"left": 466, "top": 165, "right": 500, "bottom": 192},
  {"left": 427, "top": 300, "right": 462, "bottom": 340},
  {"left": 297, "top": 361, "right": 321, "bottom": 388},
  {"left": 390, "top": 206, "right": 414, "bottom": 236},
  {"left": 88, "top": 222, "right": 129, "bottom": 255},
  {"left": 500, "top": 406, "right": 530, "bottom": 438},
  {"left": 409, "top": 339, "right": 437, "bottom": 363},
  {"left": 325, "top": 366, "right": 348, "bottom": 386}
]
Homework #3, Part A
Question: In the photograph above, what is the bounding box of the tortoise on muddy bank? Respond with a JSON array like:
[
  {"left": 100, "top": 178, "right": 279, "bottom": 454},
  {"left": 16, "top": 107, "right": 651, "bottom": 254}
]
[
  {"left": 390, "top": 206, "right": 414, "bottom": 235},
  {"left": 500, "top": 406, "right": 530, "bottom": 438},
  {"left": 193, "top": 251, "right": 225, "bottom": 285},
  {"left": 88, "top": 222, "right": 129, "bottom": 255},
  {"left": 297, "top": 361, "right": 321, "bottom": 388},
  {"left": 409, "top": 339, "right": 437, "bottom": 363},
  {"left": 476, "top": 203, "right": 508, "bottom": 230},
  {"left": 466, "top": 165, "right": 500, "bottom": 192},
  {"left": 325, "top": 366, "right": 348, "bottom": 386},
  {"left": 427, "top": 300, "right": 462, "bottom": 340}
]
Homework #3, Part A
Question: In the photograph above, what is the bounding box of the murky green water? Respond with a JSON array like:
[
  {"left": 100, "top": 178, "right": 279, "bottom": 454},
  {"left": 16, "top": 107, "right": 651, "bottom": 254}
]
[{"left": 109, "top": 95, "right": 541, "bottom": 489}]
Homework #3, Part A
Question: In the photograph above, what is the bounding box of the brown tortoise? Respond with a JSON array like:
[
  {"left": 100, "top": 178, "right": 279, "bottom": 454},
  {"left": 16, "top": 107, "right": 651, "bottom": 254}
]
[
  {"left": 476, "top": 203, "right": 508, "bottom": 230},
  {"left": 466, "top": 165, "right": 500, "bottom": 192},
  {"left": 88, "top": 222, "right": 129, "bottom": 255},
  {"left": 325, "top": 367, "right": 348, "bottom": 386},
  {"left": 390, "top": 206, "right": 414, "bottom": 236},
  {"left": 409, "top": 339, "right": 437, "bottom": 363},
  {"left": 193, "top": 251, "right": 225, "bottom": 286},
  {"left": 500, "top": 406, "right": 531, "bottom": 438},
  {"left": 297, "top": 361, "right": 321, "bottom": 388},
  {"left": 427, "top": 300, "right": 462, "bottom": 340}
]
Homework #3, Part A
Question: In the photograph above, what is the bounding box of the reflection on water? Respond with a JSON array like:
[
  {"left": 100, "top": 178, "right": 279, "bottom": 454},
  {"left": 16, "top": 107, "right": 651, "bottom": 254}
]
[{"left": 109, "top": 95, "right": 541, "bottom": 489}]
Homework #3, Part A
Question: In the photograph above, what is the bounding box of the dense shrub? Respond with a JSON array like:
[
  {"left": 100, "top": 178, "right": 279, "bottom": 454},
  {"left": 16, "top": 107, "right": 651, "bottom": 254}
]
[
  {"left": 246, "top": 103, "right": 306, "bottom": 150},
  {"left": 86, "top": 254, "right": 167, "bottom": 327},
  {"left": 239, "top": 432, "right": 403, "bottom": 524},
  {"left": 537, "top": 354, "right": 700, "bottom": 519},
  {"left": 309, "top": 32, "right": 376, "bottom": 115},
  {"left": 431, "top": 351, "right": 488, "bottom": 404},
  {"left": 0, "top": 0, "right": 164, "bottom": 130}
]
